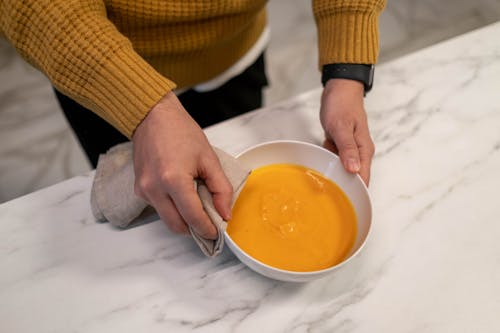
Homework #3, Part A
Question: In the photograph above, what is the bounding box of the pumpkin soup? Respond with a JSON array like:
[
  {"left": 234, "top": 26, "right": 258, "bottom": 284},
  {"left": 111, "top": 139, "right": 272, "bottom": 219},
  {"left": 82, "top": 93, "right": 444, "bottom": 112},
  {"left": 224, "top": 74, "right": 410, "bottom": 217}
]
[{"left": 227, "top": 163, "right": 357, "bottom": 272}]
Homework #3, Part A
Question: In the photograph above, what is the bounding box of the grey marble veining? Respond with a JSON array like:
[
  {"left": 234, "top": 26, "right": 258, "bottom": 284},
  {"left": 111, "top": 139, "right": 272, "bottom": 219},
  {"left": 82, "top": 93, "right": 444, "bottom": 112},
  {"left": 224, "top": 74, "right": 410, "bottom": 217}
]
[
  {"left": 1, "top": 22, "right": 500, "bottom": 332},
  {"left": 379, "top": 0, "right": 500, "bottom": 60}
]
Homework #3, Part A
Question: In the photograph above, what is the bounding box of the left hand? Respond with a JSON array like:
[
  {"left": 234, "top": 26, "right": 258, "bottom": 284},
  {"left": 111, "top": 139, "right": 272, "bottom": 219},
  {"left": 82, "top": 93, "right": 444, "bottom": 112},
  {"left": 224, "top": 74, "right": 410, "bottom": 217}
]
[{"left": 320, "top": 79, "right": 375, "bottom": 185}]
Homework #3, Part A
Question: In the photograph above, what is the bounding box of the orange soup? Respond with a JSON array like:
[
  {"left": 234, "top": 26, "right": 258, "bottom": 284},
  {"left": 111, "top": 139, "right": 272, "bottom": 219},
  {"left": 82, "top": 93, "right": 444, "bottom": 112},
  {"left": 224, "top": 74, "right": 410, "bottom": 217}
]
[{"left": 227, "top": 163, "right": 357, "bottom": 272}]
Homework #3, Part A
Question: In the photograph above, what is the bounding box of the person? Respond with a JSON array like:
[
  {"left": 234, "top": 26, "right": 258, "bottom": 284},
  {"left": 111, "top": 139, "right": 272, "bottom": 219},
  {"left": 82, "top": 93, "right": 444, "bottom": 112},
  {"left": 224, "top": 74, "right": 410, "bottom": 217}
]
[{"left": 1, "top": 0, "right": 386, "bottom": 240}]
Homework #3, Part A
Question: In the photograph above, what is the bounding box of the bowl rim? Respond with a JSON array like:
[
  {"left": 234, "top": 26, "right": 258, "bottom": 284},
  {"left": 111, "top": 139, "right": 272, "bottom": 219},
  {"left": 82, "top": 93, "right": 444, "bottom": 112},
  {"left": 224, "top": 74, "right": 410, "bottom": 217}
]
[{"left": 223, "top": 139, "right": 373, "bottom": 277}]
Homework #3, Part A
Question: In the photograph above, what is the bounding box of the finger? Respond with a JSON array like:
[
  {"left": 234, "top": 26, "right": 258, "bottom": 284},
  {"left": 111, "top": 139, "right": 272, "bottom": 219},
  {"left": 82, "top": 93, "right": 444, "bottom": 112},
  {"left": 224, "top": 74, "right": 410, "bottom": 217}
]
[
  {"left": 328, "top": 122, "right": 361, "bottom": 174},
  {"left": 200, "top": 153, "right": 234, "bottom": 221},
  {"left": 355, "top": 123, "right": 375, "bottom": 186},
  {"left": 149, "top": 193, "right": 190, "bottom": 236},
  {"left": 359, "top": 163, "right": 371, "bottom": 186},
  {"left": 322, "top": 137, "right": 339, "bottom": 155},
  {"left": 169, "top": 177, "right": 218, "bottom": 240},
  {"left": 357, "top": 153, "right": 371, "bottom": 186}
]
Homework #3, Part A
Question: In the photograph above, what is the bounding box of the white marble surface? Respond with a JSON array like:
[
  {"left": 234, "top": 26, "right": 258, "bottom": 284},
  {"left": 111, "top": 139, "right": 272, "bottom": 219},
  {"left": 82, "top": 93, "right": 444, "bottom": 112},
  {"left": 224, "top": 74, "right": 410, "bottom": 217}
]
[{"left": 1, "top": 22, "right": 500, "bottom": 332}]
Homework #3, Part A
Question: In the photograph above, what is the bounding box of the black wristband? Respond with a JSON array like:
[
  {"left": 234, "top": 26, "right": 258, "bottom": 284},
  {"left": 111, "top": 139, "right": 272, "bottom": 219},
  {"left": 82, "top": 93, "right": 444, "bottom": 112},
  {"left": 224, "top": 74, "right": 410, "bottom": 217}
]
[{"left": 322, "top": 63, "right": 374, "bottom": 94}]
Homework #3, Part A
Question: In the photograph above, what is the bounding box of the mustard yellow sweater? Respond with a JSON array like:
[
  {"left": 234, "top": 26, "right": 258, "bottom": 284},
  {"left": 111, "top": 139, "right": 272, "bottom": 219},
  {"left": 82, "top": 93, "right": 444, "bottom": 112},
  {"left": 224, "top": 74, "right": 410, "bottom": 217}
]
[{"left": 0, "top": 0, "right": 386, "bottom": 138}]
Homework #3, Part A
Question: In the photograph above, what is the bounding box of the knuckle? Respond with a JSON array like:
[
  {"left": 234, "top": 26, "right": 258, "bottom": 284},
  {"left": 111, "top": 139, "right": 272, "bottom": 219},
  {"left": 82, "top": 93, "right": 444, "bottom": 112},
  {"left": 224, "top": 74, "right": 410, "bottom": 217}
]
[
  {"left": 159, "top": 170, "right": 179, "bottom": 188},
  {"left": 364, "top": 138, "right": 375, "bottom": 155},
  {"left": 220, "top": 181, "right": 233, "bottom": 196},
  {"left": 201, "top": 150, "right": 218, "bottom": 164},
  {"left": 135, "top": 176, "right": 154, "bottom": 195},
  {"left": 332, "top": 117, "right": 355, "bottom": 130},
  {"left": 369, "top": 143, "right": 376, "bottom": 156},
  {"left": 337, "top": 141, "right": 358, "bottom": 153},
  {"left": 342, "top": 142, "right": 358, "bottom": 150}
]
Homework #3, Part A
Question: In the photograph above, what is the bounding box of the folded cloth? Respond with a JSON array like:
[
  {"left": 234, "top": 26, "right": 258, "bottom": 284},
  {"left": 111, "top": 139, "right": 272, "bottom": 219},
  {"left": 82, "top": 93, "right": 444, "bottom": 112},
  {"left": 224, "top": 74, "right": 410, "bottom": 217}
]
[{"left": 90, "top": 142, "right": 249, "bottom": 257}]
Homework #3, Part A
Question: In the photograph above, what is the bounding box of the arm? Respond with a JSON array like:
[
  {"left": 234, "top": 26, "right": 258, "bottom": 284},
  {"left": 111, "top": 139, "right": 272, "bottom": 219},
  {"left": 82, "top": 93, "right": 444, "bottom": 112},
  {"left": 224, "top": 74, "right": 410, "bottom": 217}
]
[
  {"left": 312, "top": 0, "right": 386, "bottom": 185},
  {"left": 0, "top": 0, "right": 231, "bottom": 238},
  {"left": 0, "top": 0, "right": 176, "bottom": 137}
]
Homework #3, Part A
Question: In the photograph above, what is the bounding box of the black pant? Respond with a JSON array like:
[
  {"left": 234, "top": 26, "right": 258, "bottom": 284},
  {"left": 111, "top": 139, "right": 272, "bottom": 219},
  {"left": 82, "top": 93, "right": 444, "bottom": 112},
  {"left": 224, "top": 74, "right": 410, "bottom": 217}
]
[{"left": 55, "top": 53, "right": 268, "bottom": 167}]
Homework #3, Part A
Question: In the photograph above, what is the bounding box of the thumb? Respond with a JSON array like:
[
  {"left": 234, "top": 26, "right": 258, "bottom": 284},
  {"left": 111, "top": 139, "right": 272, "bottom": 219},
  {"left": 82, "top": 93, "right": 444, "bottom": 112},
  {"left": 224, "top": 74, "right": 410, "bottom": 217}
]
[
  {"left": 329, "top": 125, "right": 361, "bottom": 174},
  {"left": 201, "top": 155, "right": 234, "bottom": 221}
]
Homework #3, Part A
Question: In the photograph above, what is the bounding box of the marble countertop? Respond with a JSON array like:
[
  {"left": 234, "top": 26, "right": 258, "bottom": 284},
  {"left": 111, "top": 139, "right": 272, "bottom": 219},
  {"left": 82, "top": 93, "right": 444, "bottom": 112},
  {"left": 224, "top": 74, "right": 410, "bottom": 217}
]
[{"left": 1, "top": 22, "right": 500, "bottom": 332}]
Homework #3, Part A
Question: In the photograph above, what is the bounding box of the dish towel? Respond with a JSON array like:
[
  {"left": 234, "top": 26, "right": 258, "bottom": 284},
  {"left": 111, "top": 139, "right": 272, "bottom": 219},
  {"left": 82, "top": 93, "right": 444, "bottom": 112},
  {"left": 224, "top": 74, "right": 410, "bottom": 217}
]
[{"left": 90, "top": 142, "right": 249, "bottom": 257}]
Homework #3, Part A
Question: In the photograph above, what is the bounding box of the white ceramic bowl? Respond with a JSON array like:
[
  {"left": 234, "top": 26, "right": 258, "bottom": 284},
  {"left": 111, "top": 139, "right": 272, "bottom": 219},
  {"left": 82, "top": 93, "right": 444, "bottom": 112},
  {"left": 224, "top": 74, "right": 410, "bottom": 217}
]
[{"left": 224, "top": 140, "right": 372, "bottom": 282}]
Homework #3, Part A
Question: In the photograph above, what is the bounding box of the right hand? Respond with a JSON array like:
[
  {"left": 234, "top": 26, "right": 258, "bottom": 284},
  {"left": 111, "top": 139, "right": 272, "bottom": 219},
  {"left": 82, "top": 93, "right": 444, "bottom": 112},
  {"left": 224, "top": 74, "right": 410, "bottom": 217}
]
[
  {"left": 132, "top": 92, "right": 233, "bottom": 240},
  {"left": 320, "top": 79, "right": 375, "bottom": 186}
]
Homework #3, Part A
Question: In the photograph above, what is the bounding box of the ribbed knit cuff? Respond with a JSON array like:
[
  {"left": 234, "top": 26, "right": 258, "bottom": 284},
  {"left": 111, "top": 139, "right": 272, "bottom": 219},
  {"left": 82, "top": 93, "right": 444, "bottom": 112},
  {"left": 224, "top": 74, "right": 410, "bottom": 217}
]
[
  {"left": 85, "top": 47, "right": 177, "bottom": 138},
  {"left": 316, "top": 11, "right": 380, "bottom": 67}
]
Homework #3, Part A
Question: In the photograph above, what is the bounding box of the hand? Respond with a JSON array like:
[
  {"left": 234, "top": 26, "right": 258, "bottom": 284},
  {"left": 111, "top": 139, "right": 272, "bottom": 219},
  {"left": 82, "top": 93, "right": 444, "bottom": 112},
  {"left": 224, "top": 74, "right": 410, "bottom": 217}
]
[
  {"left": 132, "top": 92, "right": 233, "bottom": 239},
  {"left": 320, "top": 79, "right": 375, "bottom": 185}
]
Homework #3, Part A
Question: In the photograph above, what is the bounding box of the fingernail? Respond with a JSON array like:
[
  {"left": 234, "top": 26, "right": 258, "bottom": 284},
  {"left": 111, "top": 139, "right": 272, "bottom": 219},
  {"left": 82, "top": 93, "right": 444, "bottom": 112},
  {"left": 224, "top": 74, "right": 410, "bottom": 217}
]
[
  {"left": 346, "top": 158, "right": 360, "bottom": 172},
  {"left": 224, "top": 208, "right": 232, "bottom": 221}
]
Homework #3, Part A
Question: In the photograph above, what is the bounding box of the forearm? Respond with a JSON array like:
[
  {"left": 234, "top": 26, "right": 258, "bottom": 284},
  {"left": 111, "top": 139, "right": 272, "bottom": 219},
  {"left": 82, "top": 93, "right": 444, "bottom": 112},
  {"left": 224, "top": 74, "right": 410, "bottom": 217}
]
[{"left": 0, "top": 0, "right": 175, "bottom": 137}]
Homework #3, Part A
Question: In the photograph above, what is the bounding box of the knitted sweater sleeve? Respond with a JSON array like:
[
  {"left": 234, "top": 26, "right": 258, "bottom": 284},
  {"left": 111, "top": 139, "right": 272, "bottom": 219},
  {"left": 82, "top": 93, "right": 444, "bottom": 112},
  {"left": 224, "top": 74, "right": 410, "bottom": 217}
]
[
  {"left": 0, "top": 0, "right": 176, "bottom": 138},
  {"left": 312, "top": 0, "right": 387, "bottom": 67}
]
